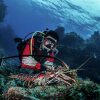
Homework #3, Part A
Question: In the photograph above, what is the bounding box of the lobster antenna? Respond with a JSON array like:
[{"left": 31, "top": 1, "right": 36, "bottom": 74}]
[{"left": 76, "top": 56, "right": 92, "bottom": 71}]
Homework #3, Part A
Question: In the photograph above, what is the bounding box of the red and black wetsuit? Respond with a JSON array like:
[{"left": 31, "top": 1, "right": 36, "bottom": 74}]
[{"left": 20, "top": 36, "right": 55, "bottom": 72}]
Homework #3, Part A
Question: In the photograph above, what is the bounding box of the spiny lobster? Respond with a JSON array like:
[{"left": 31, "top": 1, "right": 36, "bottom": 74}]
[{"left": 9, "top": 66, "right": 77, "bottom": 88}]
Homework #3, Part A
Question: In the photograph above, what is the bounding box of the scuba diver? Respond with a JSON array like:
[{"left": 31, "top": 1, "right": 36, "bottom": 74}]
[{"left": 18, "top": 30, "right": 59, "bottom": 73}]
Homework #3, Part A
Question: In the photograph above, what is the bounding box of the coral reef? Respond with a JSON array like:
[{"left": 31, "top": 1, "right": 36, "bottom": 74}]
[{"left": 0, "top": 50, "right": 99, "bottom": 100}]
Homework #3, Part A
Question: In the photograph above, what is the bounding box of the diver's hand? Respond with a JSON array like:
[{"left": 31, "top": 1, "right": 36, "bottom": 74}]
[
  {"left": 43, "top": 61, "right": 55, "bottom": 71},
  {"left": 46, "top": 65, "right": 55, "bottom": 71}
]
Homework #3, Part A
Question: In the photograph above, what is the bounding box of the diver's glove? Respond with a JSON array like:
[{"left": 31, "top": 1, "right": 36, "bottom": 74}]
[{"left": 43, "top": 61, "right": 55, "bottom": 71}]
